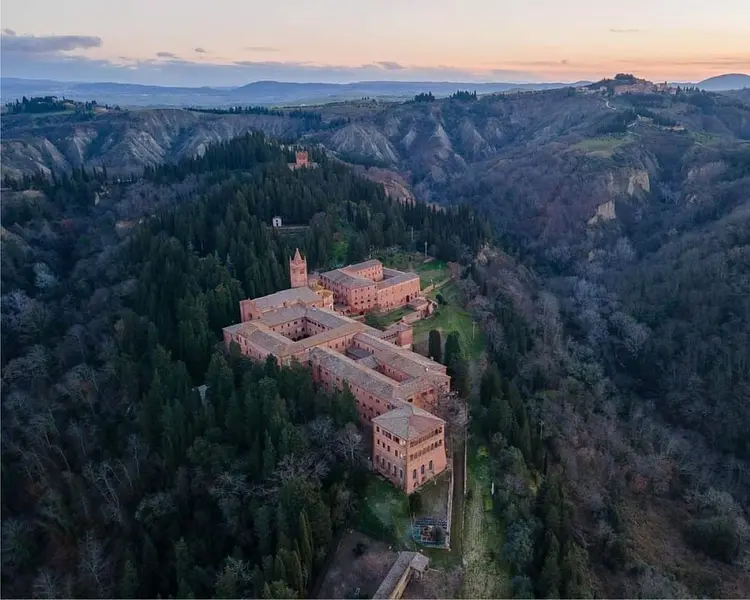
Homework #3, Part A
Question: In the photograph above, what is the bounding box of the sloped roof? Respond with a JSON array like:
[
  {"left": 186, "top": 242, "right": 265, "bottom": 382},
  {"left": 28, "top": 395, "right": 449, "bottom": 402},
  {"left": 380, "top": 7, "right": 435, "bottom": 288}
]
[
  {"left": 250, "top": 286, "right": 320, "bottom": 311},
  {"left": 373, "top": 404, "right": 444, "bottom": 440},
  {"left": 320, "top": 268, "right": 376, "bottom": 289},
  {"left": 345, "top": 259, "right": 381, "bottom": 273},
  {"left": 376, "top": 270, "right": 419, "bottom": 289}
]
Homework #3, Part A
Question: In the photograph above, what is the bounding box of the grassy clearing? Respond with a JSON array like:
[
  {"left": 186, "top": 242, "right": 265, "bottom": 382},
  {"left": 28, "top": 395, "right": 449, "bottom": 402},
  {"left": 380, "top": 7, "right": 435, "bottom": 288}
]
[
  {"left": 358, "top": 474, "right": 412, "bottom": 547},
  {"left": 690, "top": 131, "right": 723, "bottom": 146},
  {"left": 461, "top": 445, "right": 511, "bottom": 599},
  {"left": 414, "top": 260, "right": 452, "bottom": 289},
  {"left": 365, "top": 306, "right": 412, "bottom": 329},
  {"left": 373, "top": 250, "right": 452, "bottom": 287},
  {"left": 414, "top": 282, "right": 485, "bottom": 360},
  {"left": 571, "top": 135, "right": 628, "bottom": 157}
]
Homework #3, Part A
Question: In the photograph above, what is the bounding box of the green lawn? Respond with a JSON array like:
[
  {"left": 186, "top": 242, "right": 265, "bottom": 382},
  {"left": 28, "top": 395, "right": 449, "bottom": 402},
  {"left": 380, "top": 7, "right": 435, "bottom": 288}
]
[
  {"left": 690, "top": 131, "right": 723, "bottom": 146},
  {"left": 571, "top": 135, "right": 629, "bottom": 157},
  {"left": 373, "top": 250, "right": 452, "bottom": 289},
  {"left": 413, "top": 260, "right": 452, "bottom": 290},
  {"left": 365, "top": 306, "right": 412, "bottom": 329},
  {"left": 462, "top": 445, "right": 511, "bottom": 598},
  {"left": 414, "top": 282, "right": 485, "bottom": 360},
  {"left": 358, "top": 474, "right": 412, "bottom": 547}
]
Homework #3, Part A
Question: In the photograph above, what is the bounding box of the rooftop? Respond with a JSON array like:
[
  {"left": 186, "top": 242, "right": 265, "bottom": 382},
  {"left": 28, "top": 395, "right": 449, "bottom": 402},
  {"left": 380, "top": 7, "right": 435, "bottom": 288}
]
[
  {"left": 354, "top": 333, "right": 446, "bottom": 374},
  {"left": 310, "top": 346, "right": 401, "bottom": 400},
  {"left": 258, "top": 304, "right": 308, "bottom": 327},
  {"left": 320, "top": 268, "right": 376, "bottom": 289},
  {"left": 376, "top": 270, "right": 419, "bottom": 289},
  {"left": 247, "top": 286, "right": 321, "bottom": 311},
  {"left": 373, "top": 405, "right": 445, "bottom": 440},
  {"left": 373, "top": 552, "right": 430, "bottom": 600},
  {"left": 345, "top": 259, "right": 381, "bottom": 272}
]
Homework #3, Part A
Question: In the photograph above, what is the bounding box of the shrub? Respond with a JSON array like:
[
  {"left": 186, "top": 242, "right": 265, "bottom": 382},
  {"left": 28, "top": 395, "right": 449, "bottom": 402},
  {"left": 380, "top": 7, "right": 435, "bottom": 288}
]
[
  {"left": 686, "top": 516, "right": 741, "bottom": 563},
  {"left": 408, "top": 492, "right": 423, "bottom": 514},
  {"left": 353, "top": 541, "right": 367, "bottom": 557}
]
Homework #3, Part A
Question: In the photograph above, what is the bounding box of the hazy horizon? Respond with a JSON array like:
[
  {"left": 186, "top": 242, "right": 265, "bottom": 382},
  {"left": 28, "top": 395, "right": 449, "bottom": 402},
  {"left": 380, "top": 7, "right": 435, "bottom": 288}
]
[{"left": 2, "top": 0, "right": 749, "bottom": 87}]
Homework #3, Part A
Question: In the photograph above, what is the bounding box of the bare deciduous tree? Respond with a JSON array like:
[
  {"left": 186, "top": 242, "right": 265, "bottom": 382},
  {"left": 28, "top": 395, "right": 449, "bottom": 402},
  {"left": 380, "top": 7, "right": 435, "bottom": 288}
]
[
  {"left": 77, "top": 531, "right": 111, "bottom": 597},
  {"left": 333, "top": 423, "right": 363, "bottom": 466}
]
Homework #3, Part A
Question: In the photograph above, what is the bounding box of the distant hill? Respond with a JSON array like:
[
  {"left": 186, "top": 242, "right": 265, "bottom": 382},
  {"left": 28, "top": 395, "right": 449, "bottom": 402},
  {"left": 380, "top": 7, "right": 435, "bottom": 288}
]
[
  {"left": 0, "top": 77, "right": 589, "bottom": 108},
  {"left": 697, "top": 73, "right": 750, "bottom": 91}
]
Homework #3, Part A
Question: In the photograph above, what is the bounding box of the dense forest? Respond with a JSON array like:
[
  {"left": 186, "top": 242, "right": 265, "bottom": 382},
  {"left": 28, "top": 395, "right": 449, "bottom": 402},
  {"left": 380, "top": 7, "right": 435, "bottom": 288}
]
[
  {"left": 0, "top": 133, "right": 490, "bottom": 598},
  {"left": 3, "top": 87, "right": 749, "bottom": 597}
]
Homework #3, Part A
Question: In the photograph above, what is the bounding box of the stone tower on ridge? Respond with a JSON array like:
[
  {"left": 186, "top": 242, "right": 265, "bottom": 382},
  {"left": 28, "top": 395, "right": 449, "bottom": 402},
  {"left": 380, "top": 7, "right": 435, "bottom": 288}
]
[{"left": 289, "top": 248, "right": 308, "bottom": 288}]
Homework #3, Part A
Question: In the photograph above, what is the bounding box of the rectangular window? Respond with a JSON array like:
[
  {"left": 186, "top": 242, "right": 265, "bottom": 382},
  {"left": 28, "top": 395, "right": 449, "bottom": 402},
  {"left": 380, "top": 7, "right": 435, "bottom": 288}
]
[
  {"left": 412, "top": 469, "right": 417, "bottom": 480},
  {"left": 429, "top": 460, "right": 433, "bottom": 471},
  {"left": 421, "top": 464, "right": 425, "bottom": 475}
]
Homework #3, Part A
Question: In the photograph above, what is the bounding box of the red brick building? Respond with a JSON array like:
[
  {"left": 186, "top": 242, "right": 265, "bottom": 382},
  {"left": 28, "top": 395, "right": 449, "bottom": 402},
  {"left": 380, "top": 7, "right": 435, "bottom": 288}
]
[{"left": 222, "top": 250, "right": 449, "bottom": 494}]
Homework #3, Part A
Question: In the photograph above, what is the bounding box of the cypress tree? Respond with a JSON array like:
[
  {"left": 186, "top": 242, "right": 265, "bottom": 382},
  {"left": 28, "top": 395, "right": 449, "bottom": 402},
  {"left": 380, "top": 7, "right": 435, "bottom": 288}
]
[
  {"left": 298, "top": 510, "right": 314, "bottom": 574},
  {"left": 119, "top": 560, "right": 139, "bottom": 599},
  {"left": 263, "top": 431, "right": 277, "bottom": 478},
  {"left": 539, "top": 532, "right": 561, "bottom": 598},
  {"left": 443, "top": 331, "right": 461, "bottom": 368},
  {"left": 273, "top": 553, "right": 286, "bottom": 583},
  {"left": 428, "top": 329, "right": 442, "bottom": 363}
]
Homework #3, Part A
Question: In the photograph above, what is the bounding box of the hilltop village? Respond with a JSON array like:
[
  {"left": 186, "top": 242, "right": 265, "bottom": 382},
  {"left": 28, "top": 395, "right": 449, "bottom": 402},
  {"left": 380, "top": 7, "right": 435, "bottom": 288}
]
[{"left": 224, "top": 250, "right": 449, "bottom": 494}]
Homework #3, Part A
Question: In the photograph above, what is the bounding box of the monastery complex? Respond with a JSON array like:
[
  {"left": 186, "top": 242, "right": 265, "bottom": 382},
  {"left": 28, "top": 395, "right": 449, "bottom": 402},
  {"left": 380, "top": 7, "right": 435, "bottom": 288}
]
[{"left": 223, "top": 250, "right": 448, "bottom": 494}]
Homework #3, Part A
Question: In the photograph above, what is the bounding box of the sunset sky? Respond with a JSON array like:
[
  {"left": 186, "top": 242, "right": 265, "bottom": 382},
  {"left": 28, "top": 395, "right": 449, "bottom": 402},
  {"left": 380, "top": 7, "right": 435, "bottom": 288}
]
[{"left": 2, "top": 0, "right": 749, "bottom": 85}]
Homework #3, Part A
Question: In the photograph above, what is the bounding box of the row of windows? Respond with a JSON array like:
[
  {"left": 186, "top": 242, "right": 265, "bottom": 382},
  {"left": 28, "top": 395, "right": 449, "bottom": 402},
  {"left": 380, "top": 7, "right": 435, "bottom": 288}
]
[
  {"left": 375, "top": 439, "right": 402, "bottom": 458},
  {"left": 412, "top": 461, "right": 433, "bottom": 479},
  {"left": 382, "top": 431, "right": 401, "bottom": 444},
  {"left": 408, "top": 428, "right": 444, "bottom": 448},
  {"left": 378, "top": 456, "right": 403, "bottom": 481},
  {"left": 409, "top": 439, "right": 442, "bottom": 460}
]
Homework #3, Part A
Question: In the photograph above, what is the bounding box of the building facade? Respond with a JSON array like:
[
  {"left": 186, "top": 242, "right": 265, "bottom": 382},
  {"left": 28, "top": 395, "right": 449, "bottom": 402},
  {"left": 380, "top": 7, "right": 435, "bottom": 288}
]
[
  {"left": 222, "top": 250, "right": 449, "bottom": 494},
  {"left": 318, "top": 258, "right": 421, "bottom": 315},
  {"left": 373, "top": 407, "right": 447, "bottom": 494}
]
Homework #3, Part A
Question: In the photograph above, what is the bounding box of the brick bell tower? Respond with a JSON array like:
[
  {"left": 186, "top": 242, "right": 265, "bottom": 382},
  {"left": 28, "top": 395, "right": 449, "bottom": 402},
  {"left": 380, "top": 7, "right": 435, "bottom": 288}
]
[{"left": 289, "top": 248, "right": 308, "bottom": 288}]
